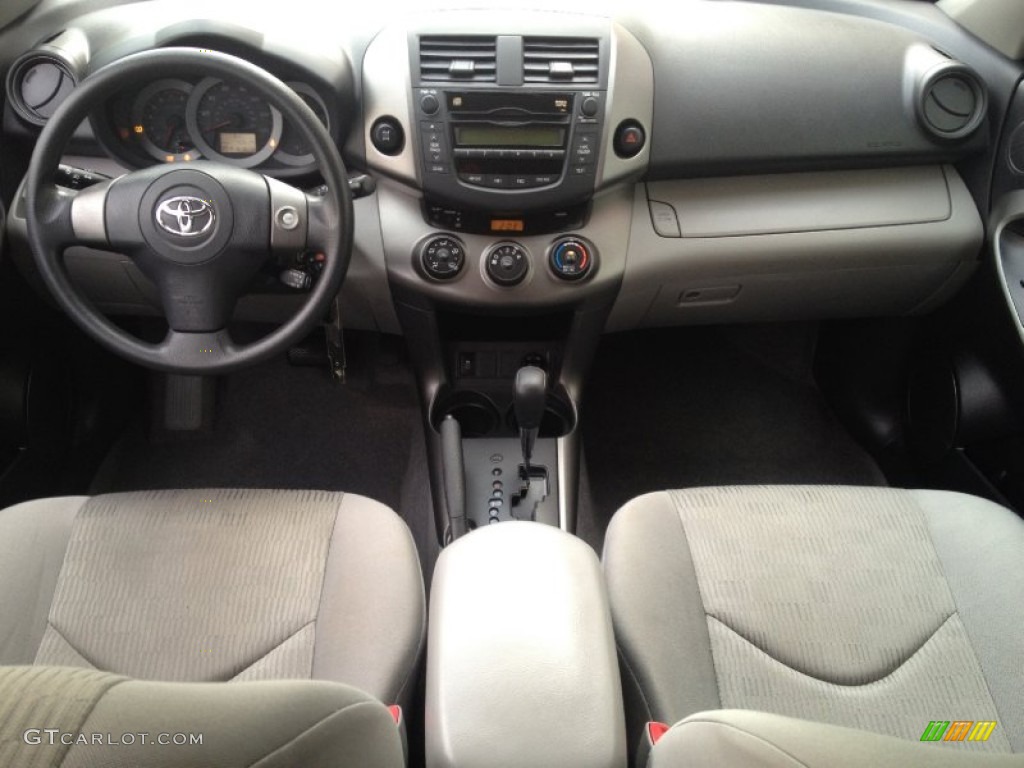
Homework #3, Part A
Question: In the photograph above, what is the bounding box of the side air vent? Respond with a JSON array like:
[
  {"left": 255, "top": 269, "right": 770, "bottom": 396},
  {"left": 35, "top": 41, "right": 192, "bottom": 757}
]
[
  {"left": 6, "top": 52, "right": 77, "bottom": 126},
  {"left": 523, "top": 37, "right": 599, "bottom": 84},
  {"left": 419, "top": 36, "right": 497, "bottom": 83},
  {"left": 916, "top": 63, "right": 985, "bottom": 142}
]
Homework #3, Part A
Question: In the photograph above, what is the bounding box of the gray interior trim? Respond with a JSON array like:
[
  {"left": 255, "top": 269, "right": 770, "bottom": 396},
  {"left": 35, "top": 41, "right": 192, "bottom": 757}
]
[
  {"left": 938, "top": 0, "right": 1024, "bottom": 60},
  {"left": 427, "top": 522, "right": 626, "bottom": 768},
  {"left": 609, "top": 166, "right": 982, "bottom": 329},
  {"left": 648, "top": 166, "right": 952, "bottom": 238},
  {"left": 622, "top": 3, "right": 986, "bottom": 177},
  {"left": 597, "top": 22, "right": 653, "bottom": 189}
]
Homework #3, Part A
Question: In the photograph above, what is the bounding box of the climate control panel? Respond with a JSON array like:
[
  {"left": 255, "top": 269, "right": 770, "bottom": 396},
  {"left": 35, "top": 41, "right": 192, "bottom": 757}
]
[{"left": 416, "top": 234, "right": 597, "bottom": 287}]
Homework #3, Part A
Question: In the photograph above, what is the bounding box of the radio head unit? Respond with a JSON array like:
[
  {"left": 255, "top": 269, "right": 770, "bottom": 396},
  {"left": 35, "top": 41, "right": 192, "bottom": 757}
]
[{"left": 416, "top": 88, "right": 605, "bottom": 211}]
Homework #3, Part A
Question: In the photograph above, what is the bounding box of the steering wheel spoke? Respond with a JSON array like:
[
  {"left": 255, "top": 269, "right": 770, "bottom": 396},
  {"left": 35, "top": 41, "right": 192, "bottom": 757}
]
[{"left": 67, "top": 179, "right": 115, "bottom": 249}]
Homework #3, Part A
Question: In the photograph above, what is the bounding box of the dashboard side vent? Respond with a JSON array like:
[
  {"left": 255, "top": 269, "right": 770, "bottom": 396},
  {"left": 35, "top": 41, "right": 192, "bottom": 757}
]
[
  {"left": 523, "top": 37, "right": 599, "bottom": 84},
  {"left": 419, "top": 36, "right": 497, "bottom": 83}
]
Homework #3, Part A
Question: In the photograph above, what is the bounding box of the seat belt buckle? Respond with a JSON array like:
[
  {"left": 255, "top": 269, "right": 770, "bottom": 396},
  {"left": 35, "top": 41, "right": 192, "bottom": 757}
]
[
  {"left": 636, "top": 721, "right": 671, "bottom": 767},
  {"left": 389, "top": 705, "right": 408, "bottom": 765}
]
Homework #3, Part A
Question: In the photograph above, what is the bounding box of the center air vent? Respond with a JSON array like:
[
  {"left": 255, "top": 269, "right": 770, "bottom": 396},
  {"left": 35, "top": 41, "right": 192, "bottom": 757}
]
[
  {"left": 523, "top": 38, "right": 599, "bottom": 84},
  {"left": 419, "top": 36, "right": 497, "bottom": 83}
]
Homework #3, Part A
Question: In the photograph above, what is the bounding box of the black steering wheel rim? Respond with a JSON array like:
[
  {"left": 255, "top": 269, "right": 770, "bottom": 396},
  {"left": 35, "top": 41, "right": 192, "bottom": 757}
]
[{"left": 24, "top": 47, "right": 353, "bottom": 374}]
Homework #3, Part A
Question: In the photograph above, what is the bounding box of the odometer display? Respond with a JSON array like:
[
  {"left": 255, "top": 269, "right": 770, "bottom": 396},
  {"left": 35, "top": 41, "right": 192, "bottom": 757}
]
[{"left": 186, "top": 77, "right": 282, "bottom": 167}]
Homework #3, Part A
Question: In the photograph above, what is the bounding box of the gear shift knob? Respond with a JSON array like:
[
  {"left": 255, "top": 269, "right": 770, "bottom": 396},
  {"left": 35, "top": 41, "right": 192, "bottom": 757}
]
[{"left": 514, "top": 365, "right": 547, "bottom": 468}]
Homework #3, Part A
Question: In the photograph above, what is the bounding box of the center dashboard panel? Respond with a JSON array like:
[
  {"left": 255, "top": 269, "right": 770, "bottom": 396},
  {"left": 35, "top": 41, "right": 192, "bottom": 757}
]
[{"left": 362, "top": 12, "right": 653, "bottom": 310}]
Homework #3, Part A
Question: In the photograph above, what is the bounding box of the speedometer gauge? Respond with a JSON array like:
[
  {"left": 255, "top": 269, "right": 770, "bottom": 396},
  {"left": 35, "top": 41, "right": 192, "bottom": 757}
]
[
  {"left": 132, "top": 79, "right": 199, "bottom": 163},
  {"left": 275, "top": 82, "right": 330, "bottom": 167},
  {"left": 185, "top": 77, "right": 282, "bottom": 167}
]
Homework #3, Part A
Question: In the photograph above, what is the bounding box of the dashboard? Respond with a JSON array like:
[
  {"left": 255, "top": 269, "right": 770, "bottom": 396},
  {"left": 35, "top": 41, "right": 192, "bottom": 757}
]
[{"left": 0, "top": 0, "right": 1017, "bottom": 335}]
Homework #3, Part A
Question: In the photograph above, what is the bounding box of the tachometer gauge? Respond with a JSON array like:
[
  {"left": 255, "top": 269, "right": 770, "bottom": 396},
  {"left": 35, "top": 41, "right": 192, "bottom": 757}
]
[
  {"left": 131, "top": 79, "right": 200, "bottom": 163},
  {"left": 275, "top": 82, "right": 330, "bottom": 166},
  {"left": 186, "top": 77, "right": 282, "bottom": 168}
]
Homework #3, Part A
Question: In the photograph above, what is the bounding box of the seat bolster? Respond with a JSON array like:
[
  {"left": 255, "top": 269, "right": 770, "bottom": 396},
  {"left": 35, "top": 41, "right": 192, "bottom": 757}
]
[
  {"left": 917, "top": 490, "right": 1024, "bottom": 753},
  {"left": 0, "top": 666, "right": 404, "bottom": 768},
  {"left": 650, "top": 711, "right": 1023, "bottom": 768},
  {"left": 0, "top": 497, "right": 87, "bottom": 664},
  {"left": 313, "top": 493, "right": 426, "bottom": 707},
  {"left": 602, "top": 492, "right": 720, "bottom": 725}
]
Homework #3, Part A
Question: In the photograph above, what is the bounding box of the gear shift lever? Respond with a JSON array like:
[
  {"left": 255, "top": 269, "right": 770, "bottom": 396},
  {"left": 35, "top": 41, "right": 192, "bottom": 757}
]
[{"left": 514, "top": 366, "right": 547, "bottom": 474}]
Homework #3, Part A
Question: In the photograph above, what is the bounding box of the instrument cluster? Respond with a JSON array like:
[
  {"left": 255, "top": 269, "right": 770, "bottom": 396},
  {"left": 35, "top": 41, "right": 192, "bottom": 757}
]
[{"left": 104, "top": 76, "right": 330, "bottom": 172}]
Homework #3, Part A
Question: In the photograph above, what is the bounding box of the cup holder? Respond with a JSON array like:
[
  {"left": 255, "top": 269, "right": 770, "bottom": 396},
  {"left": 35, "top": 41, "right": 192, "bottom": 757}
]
[
  {"left": 506, "top": 393, "right": 576, "bottom": 438},
  {"left": 431, "top": 390, "right": 501, "bottom": 438}
]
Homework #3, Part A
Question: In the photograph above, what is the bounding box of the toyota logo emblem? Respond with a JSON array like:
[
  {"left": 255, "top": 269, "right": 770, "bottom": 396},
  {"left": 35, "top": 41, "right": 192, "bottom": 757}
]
[{"left": 155, "top": 196, "right": 215, "bottom": 237}]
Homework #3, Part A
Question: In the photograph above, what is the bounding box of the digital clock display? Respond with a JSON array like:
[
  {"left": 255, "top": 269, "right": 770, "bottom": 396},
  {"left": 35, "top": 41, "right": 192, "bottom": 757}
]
[{"left": 490, "top": 219, "right": 525, "bottom": 233}]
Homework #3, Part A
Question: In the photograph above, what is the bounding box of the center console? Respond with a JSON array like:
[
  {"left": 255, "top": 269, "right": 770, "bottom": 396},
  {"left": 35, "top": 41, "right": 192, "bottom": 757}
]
[
  {"left": 360, "top": 12, "right": 654, "bottom": 541},
  {"left": 426, "top": 522, "right": 626, "bottom": 768}
]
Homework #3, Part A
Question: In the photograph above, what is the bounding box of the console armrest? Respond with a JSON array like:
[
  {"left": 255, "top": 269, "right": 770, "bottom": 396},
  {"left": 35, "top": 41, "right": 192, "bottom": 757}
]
[{"left": 426, "top": 522, "right": 626, "bottom": 768}]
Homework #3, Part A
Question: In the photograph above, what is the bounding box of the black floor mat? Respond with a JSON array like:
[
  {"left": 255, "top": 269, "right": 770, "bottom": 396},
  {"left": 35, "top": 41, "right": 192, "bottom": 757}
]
[
  {"left": 91, "top": 335, "right": 420, "bottom": 514},
  {"left": 577, "top": 325, "right": 887, "bottom": 552}
]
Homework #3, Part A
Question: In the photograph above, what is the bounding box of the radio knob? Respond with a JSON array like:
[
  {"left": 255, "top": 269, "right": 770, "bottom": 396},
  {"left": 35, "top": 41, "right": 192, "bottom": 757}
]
[
  {"left": 580, "top": 96, "right": 599, "bottom": 117},
  {"left": 550, "top": 237, "right": 594, "bottom": 280},
  {"left": 421, "top": 235, "right": 465, "bottom": 280},
  {"left": 486, "top": 242, "right": 530, "bottom": 286},
  {"left": 420, "top": 94, "right": 440, "bottom": 115}
]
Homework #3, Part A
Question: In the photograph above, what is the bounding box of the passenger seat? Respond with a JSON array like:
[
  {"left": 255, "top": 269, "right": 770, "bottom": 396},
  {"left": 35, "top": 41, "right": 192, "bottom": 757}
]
[{"left": 602, "top": 486, "right": 1024, "bottom": 766}]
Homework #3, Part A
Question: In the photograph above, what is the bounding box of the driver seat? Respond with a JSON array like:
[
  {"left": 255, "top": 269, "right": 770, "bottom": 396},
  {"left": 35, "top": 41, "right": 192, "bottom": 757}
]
[{"left": 0, "top": 489, "right": 425, "bottom": 762}]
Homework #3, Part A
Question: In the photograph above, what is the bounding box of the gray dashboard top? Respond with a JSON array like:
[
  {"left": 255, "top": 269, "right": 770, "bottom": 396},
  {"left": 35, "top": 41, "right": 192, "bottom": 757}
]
[{"left": 0, "top": 0, "right": 1010, "bottom": 187}]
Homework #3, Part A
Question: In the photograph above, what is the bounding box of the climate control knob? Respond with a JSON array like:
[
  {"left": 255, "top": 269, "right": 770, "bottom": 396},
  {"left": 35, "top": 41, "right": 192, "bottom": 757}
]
[
  {"left": 485, "top": 242, "right": 530, "bottom": 286},
  {"left": 549, "top": 237, "right": 594, "bottom": 280},
  {"left": 420, "top": 235, "right": 465, "bottom": 280}
]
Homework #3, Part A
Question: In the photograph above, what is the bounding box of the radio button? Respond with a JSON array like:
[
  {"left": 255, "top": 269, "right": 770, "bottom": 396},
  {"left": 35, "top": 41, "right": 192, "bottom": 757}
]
[{"left": 460, "top": 173, "right": 485, "bottom": 185}]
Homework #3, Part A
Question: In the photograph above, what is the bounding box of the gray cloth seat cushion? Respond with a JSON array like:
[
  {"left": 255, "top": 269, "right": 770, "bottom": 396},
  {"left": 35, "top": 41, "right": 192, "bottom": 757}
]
[
  {"left": 0, "top": 489, "right": 425, "bottom": 707},
  {"left": 602, "top": 486, "right": 1024, "bottom": 760},
  {"left": 0, "top": 665, "right": 405, "bottom": 768},
  {"left": 649, "top": 710, "right": 1024, "bottom": 768}
]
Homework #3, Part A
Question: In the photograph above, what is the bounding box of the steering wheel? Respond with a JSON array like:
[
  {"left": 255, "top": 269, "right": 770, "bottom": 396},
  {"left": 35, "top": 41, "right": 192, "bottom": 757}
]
[{"left": 24, "top": 47, "right": 353, "bottom": 374}]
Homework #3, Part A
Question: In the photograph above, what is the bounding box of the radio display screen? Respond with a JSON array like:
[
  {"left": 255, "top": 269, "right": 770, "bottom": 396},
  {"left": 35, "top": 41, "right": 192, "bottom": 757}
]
[{"left": 454, "top": 125, "right": 564, "bottom": 148}]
